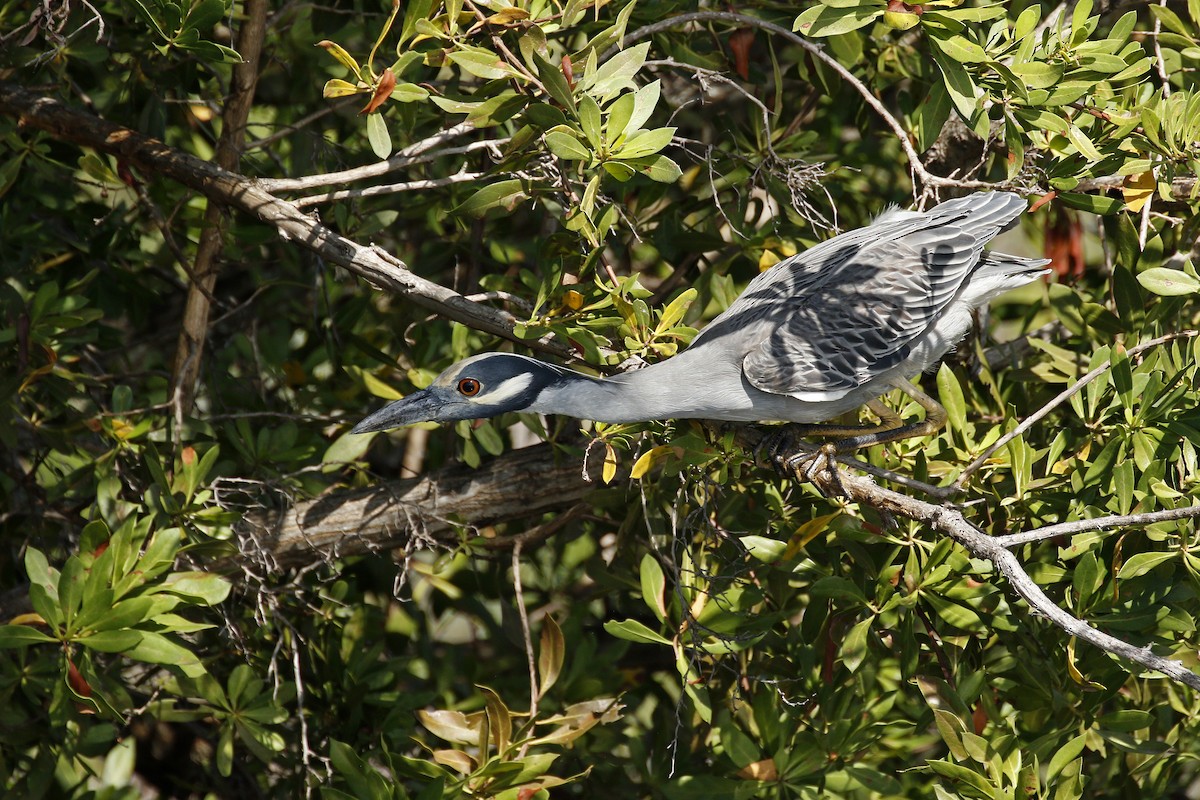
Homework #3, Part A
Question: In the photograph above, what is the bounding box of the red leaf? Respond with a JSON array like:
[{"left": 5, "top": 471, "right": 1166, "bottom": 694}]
[
  {"left": 1044, "top": 206, "right": 1085, "bottom": 280},
  {"left": 361, "top": 68, "right": 397, "bottom": 115},
  {"left": 729, "top": 28, "right": 755, "bottom": 81},
  {"left": 68, "top": 660, "right": 93, "bottom": 698}
]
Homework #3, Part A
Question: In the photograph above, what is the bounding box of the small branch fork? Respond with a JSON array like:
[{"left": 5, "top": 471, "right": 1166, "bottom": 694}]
[{"left": 737, "top": 425, "right": 1200, "bottom": 691}]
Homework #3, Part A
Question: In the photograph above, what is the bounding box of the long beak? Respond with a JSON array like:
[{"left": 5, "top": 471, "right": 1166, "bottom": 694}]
[{"left": 350, "top": 389, "right": 441, "bottom": 434}]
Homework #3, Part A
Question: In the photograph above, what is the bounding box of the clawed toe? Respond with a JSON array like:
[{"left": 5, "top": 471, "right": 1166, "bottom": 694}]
[
  {"left": 754, "top": 427, "right": 845, "bottom": 496},
  {"left": 782, "top": 443, "right": 844, "bottom": 496}
]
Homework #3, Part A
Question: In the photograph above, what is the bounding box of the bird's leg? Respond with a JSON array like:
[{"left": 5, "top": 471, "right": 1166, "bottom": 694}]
[
  {"left": 757, "top": 378, "right": 947, "bottom": 493},
  {"left": 828, "top": 378, "right": 947, "bottom": 452}
]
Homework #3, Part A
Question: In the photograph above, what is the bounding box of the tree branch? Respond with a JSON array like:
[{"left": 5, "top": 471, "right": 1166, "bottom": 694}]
[
  {"left": 733, "top": 427, "right": 1200, "bottom": 690},
  {"left": 0, "top": 83, "right": 573, "bottom": 361},
  {"left": 995, "top": 505, "right": 1200, "bottom": 547},
  {"left": 257, "top": 120, "right": 478, "bottom": 192},
  {"left": 220, "top": 443, "right": 601, "bottom": 572},
  {"left": 171, "top": 0, "right": 270, "bottom": 421}
]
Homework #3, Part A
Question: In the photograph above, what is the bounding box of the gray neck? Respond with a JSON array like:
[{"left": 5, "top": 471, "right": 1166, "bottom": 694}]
[{"left": 528, "top": 350, "right": 750, "bottom": 423}]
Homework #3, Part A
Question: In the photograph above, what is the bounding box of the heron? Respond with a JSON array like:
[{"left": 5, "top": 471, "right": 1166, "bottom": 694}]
[{"left": 351, "top": 192, "right": 1048, "bottom": 455}]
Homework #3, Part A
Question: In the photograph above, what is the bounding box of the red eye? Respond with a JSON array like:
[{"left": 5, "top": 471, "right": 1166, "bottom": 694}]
[{"left": 458, "top": 378, "right": 481, "bottom": 397}]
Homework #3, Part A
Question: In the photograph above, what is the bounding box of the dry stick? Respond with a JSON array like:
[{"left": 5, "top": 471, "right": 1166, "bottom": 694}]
[
  {"left": 258, "top": 121, "right": 477, "bottom": 192},
  {"left": 996, "top": 505, "right": 1200, "bottom": 548},
  {"left": 953, "top": 330, "right": 1200, "bottom": 489},
  {"left": 293, "top": 169, "right": 487, "bottom": 207},
  {"left": 513, "top": 542, "right": 539, "bottom": 721},
  {"left": 0, "top": 84, "right": 573, "bottom": 360},
  {"left": 170, "top": 0, "right": 270, "bottom": 422}
]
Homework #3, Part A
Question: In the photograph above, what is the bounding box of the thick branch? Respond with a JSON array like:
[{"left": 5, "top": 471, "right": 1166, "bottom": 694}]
[
  {"left": 0, "top": 83, "right": 572, "bottom": 360},
  {"left": 223, "top": 443, "right": 599, "bottom": 571}
]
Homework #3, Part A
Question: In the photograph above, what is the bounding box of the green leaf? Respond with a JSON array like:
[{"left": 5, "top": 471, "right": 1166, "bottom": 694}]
[
  {"left": 1056, "top": 192, "right": 1124, "bottom": 215},
  {"left": 1118, "top": 551, "right": 1176, "bottom": 579},
  {"left": 534, "top": 53, "right": 576, "bottom": 112},
  {"left": 914, "top": 80, "right": 952, "bottom": 151},
  {"left": 1065, "top": 125, "right": 1103, "bottom": 161},
  {"left": 0, "top": 624, "right": 57, "bottom": 648},
  {"left": 418, "top": 708, "right": 483, "bottom": 745},
  {"left": 614, "top": 126, "right": 674, "bottom": 158},
  {"left": 630, "top": 154, "right": 682, "bottom": 183},
  {"left": 923, "top": 592, "right": 983, "bottom": 631},
  {"left": 585, "top": 42, "right": 650, "bottom": 98},
  {"left": 366, "top": 113, "right": 391, "bottom": 160},
  {"left": 447, "top": 49, "right": 516, "bottom": 80},
  {"left": 933, "top": 709, "right": 969, "bottom": 760},
  {"left": 578, "top": 94, "right": 603, "bottom": 149},
  {"left": 639, "top": 555, "right": 667, "bottom": 622},
  {"left": 1010, "top": 61, "right": 1064, "bottom": 90},
  {"left": 936, "top": 364, "right": 967, "bottom": 434},
  {"left": 1137, "top": 267, "right": 1200, "bottom": 296},
  {"left": 929, "top": 31, "right": 988, "bottom": 63},
  {"left": 739, "top": 535, "right": 787, "bottom": 563},
  {"left": 657, "top": 288, "right": 697, "bottom": 332},
  {"left": 78, "top": 630, "right": 144, "bottom": 653},
  {"left": 155, "top": 572, "right": 232, "bottom": 605},
  {"left": 603, "top": 618, "right": 672, "bottom": 646},
  {"left": 930, "top": 46, "right": 980, "bottom": 119},
  {"left": 537, "top": 616, "right": 565, "bottom": 695},
  {"left": 322, "top": 78, "right": 363, "bottom": 99},
  {"left": 1046, "top": 733, "right": 1088, "bottom": 780},
  {"left": 609, "top": 80, "right": 661, "bottom": 143},
  {"left": 840, "top": 616, "right": 872, "bottom": 672},
  {"left": 794, "top": 4, "right": 882, "bottom": 37},
  {"left": 126, "top": 631, "right": 206, "bottom": 677},
  {"left": 456, "top": 179, "right": 530, "bottom": 216},
  {"left": 927, "top": 759, "right": 995, "bottom": 796},
  {"left": 544, "top": 129, "right": 593, "bottom": 160},
  {"left": 322, "top": 431, "right": 374, "bottom": 466},
  {"left": 1148, "top": 4, "right": 1194, "bottom": 37}
]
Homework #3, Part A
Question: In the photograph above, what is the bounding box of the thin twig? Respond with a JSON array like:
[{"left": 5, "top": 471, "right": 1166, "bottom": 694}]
[
  {"left": 293, "top": 169, "right": 488, "bottom": 207},
  {"left": 513, "top": 541, "right": 539, "bottom": 721},
  {"left": 952, "top": 330, "right": 1200, "bottom": 489},
  {"left": 259, "top": 121, "right": 477, "bottom": 192},
  {"left": 996, "top": 505, "right": 1200, "bottom": 548}
]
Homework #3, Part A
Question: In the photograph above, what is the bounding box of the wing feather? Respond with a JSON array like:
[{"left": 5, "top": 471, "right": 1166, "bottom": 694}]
[{"left": 723, "top": 192, "right": 1028, "bottom": 401}]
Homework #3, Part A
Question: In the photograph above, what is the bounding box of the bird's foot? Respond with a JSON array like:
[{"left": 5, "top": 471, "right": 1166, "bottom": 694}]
[
  {"left": 781, "top": 443, "right": 845, "bottom": 497},
  {"left": 754, "top": 427, "right": 845, "bottom": 497}
]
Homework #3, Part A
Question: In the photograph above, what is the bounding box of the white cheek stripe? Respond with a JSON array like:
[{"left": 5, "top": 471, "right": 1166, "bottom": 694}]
[{"left": 471, "top": 373, "right": 534, "bottom": 406}]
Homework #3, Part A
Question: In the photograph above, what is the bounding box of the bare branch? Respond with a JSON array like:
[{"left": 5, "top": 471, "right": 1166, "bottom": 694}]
[
  {"left": 171, "top": 0, "right": 271, "bottom": 420},
  {"left": 996, "top": 505, "right": 1200, "bottom": 547},
  {"left": 293, "top": 169, "right": 488, "bottom": 208},
  {"left": 221, "top": 443, "right": 602, "bottom": 572},
  {"left": 258, "top": 121, "right": 478, "bottom": 192}
]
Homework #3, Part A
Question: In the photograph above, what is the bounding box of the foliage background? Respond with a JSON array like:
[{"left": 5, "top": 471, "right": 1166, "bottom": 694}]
[{"left": 2, "top": 0, "right": 1200, "bottom": 797}]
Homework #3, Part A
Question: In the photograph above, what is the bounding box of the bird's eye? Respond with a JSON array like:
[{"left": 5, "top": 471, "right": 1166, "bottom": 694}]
[{"left": 458, "top": 378, "right": 481, "bottom": 397}]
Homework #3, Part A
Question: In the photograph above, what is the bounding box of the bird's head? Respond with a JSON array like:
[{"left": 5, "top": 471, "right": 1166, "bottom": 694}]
[{"left": 350, "top": 353, "right": 574, "bottom": 434}]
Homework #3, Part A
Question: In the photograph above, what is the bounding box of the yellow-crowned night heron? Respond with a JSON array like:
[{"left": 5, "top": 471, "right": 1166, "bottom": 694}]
[{"left": 352, "top": 192, "right": 1048, "bottom": 450}]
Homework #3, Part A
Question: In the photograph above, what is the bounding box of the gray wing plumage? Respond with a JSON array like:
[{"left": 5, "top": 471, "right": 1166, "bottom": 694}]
[{"left": 695, "top": 192, "right": 1029, "bottom": 402}]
